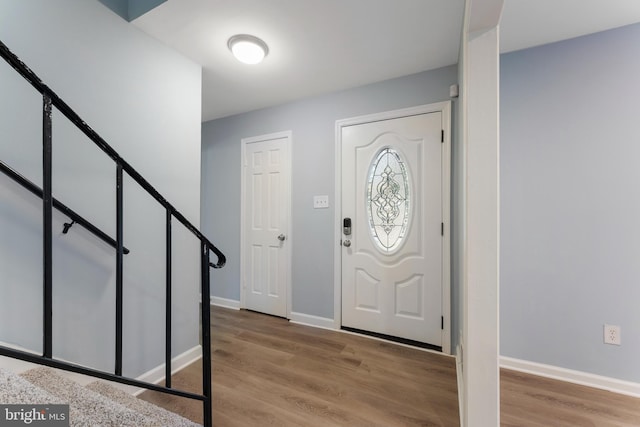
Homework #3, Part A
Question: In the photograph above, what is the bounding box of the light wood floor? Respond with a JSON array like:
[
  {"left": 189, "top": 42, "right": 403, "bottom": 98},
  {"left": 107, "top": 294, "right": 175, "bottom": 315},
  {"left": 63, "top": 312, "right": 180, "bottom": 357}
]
[
  {"left": 140, "top": 306, "right": 459, "bottom": 426},
  {"left": 140, "top": 306, "right": 640, "bottom": 426},
  {"left": 501, "top": 369, "right": 640, "bottom": 427}
]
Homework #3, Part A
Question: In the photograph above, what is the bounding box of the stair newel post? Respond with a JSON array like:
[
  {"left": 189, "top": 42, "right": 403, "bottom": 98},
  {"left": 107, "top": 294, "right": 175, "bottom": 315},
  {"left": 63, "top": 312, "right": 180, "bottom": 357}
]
[
  {"left": 42, "top": 94, "right": 53, "bottom": 359},
  {"left": 115, "top": 163, "right": 124, "bottom": 376},
  {"left": 165, "top": 209, "right": 172, "bottom": 388},
  {"left": 201, "top": 242, "right": 212, "bottom": 427}
]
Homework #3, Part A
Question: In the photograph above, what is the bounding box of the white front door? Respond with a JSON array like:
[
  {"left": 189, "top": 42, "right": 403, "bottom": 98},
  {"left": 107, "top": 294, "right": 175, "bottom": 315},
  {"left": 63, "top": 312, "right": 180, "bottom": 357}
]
[
  {"left": 241, "top": 131, "right": 291, "bottom": 318},
  {"left": 340, "top": 106, "right": 449, "bottom": 348}
]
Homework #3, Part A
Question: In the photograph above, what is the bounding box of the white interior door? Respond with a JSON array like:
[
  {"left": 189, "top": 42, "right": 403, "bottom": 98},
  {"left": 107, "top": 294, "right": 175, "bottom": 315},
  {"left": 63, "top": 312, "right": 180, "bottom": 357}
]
[
  {"left": 242, "top": 131, "right": 291, "bottom": 318},
  {"left": 341, "top": 111, "right": 445, "bottom": 346}
]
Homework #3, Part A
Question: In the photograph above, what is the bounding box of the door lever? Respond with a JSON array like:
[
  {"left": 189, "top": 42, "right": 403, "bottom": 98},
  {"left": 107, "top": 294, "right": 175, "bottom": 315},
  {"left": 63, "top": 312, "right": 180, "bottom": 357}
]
[{"left": 277, "top": 234, "right": 286, "bottom": 241}]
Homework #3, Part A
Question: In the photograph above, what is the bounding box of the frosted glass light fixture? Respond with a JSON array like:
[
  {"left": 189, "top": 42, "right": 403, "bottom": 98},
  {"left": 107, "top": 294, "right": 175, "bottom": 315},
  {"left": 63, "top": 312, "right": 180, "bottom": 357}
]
[{"left": 228, "top": 34, "right": 269, "bottom": 65}]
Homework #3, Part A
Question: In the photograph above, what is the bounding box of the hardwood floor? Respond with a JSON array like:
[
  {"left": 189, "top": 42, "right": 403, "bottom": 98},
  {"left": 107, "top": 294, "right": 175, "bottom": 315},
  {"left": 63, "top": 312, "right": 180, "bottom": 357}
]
[
  {"left": 501, "top": 369, "right": 640, "bottom": 427},
  {"left": 140, "top": 306, "right": 640, "bottom": 426},
  {"left": 140, "top": 306, "right": 460, "bottom": 426}
]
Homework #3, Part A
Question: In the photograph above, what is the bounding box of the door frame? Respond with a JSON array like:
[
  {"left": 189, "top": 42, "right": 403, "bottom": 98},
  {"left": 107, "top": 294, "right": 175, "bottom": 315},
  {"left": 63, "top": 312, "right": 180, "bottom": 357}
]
[
  {"left": 333, "top": 102, "right": 451, "bottom": 354},
  {"left": 240, "top": 130, "right": 293, "bottom": 318}
]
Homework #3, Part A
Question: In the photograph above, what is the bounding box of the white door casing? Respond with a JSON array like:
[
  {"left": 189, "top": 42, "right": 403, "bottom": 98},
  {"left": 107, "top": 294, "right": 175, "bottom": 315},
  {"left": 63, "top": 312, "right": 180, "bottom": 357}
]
[
  {"left": 241, "top": 131, "right": 291, "bottom": 318},
  {"left": 335, "top": 103, "right": 451, "bottom": 353}
]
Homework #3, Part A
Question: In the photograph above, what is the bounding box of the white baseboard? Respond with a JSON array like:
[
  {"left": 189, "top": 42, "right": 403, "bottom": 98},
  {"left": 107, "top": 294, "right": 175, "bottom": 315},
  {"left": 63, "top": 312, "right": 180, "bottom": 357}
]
[
  {"left": 289, "top": 312, "right": 336, "bottom": 330},
  {"left": 500, "top": 356, "right": 640, "bottom": 398},
  {"left": 456, "top": 344, "right": 465, "bottom": 425},
  {"left": 131, "top": 345, "right": 202, "bottom": 396},
  {"left": 0, "top": 341, "right": 202, "bottom": 395},
  {"left": 0, "top": 341, "right": 42, "bottom": 374},
  {"left": 0, "top": 342, "right": 94, "bottom": 386},
  {"left": 210, "top": 296, "right": 240, "bottom": 310}
]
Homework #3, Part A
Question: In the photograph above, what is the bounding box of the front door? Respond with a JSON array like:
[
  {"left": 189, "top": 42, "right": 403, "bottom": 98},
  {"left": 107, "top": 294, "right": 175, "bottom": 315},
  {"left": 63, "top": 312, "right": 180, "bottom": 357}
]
[
  {"left": 340, "top": 107, "right": 448, "bottom": 347},
  {"left": 241, "top": 131, "right": 291, "bottom": 318}
]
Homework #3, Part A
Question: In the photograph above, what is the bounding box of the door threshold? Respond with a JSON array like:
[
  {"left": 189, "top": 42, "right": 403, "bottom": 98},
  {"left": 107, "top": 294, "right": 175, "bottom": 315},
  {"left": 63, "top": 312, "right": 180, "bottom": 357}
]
[
  {"left": 244, "top": 308, "right": 287, "bottom": 320},
  {"left": 341, "top": 326, "right": 442, "bottom": 352}
]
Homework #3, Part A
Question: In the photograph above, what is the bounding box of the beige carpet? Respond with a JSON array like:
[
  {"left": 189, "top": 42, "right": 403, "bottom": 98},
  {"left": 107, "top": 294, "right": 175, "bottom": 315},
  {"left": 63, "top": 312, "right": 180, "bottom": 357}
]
[{"left": 0, "top": 367, "right": 200, "bottom": 427}]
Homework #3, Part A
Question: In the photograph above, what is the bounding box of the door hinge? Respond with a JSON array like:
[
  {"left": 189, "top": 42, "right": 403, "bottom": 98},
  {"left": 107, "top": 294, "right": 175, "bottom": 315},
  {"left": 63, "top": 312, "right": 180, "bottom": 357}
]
[
  {"left": 441, "top": 222, "right": 444, "bottom": 236},
  {"left": 441, "top": 316, "right": 444, "bottom": 330},
  {"left": 441, "top": 130, "right": 444, "bottom": 143}
]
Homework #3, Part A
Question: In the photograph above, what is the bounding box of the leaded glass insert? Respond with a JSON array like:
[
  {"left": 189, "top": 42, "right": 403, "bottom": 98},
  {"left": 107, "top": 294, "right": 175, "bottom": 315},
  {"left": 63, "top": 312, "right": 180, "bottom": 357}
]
[{"left": 366, "top": 147, "right": 411, "bottom": 253}]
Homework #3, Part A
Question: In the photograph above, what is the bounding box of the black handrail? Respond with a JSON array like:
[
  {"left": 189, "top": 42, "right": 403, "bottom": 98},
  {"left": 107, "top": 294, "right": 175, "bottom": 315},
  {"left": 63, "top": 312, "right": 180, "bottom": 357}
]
[
  {"left": 0, "top": 40, "right": 225, "bottom": 268},
  {"left": 0, "top": 39, "right": 224, "bottom": 427},
  {"left": 0, "top": 159, "right": 130, "bottom": 254}
]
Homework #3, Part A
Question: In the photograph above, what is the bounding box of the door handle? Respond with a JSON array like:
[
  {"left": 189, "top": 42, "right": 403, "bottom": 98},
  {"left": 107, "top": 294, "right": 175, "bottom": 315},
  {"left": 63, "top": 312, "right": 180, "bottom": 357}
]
[
  {"left": 278, "top": 234, "right": 286, "bottom": 241},
  {"left": 343, "top": 239, "right": 351, "bottom": 247}
]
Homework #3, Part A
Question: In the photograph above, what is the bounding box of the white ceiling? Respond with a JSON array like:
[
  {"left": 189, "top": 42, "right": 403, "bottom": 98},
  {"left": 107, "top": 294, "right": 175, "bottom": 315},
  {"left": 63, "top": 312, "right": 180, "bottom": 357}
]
[
  {"left": 500, "top": 0, "right": 640, "bottom": 53},
  {"left": 133, "top": 0, "right": 640, "bottom": 122}
]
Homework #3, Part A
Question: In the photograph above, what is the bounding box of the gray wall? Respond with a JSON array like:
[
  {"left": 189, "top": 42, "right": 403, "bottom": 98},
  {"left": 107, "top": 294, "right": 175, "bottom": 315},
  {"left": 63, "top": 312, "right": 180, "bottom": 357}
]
[
  {"left": 202, "top": 65, "right": 459, "bottom": 346},
  {"left": 501, "top": 23, "right": 640, "bottom": 382},
  {"left": 0, "top": 0, "right": 202, "bottom": 377},
  {"left": 99, "top": 0, "right": 167, "bottom": 21}
]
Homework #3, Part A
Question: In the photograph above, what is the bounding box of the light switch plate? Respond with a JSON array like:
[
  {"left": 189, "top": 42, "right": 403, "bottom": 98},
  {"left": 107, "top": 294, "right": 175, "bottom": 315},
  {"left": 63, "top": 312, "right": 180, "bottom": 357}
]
[
  {"left": 604, "top": 324, "right": 621, "bottom": 345},
  {"left": 313, "top": 195, "right": 329, "bottom": 209}
]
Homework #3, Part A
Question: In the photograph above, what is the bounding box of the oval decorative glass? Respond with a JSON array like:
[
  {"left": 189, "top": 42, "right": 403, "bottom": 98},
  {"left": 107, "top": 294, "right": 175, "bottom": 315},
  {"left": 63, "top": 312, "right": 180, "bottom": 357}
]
[{"left": 366, "top": 147, "right": 411, "bottom": 254}]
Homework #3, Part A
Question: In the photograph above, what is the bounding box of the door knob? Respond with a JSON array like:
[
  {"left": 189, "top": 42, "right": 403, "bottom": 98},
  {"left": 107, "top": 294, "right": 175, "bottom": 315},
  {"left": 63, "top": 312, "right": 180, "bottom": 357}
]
[
  {"left": 278, "top": 234, "right": 286, "bottom": 241},
  {"left": 343, "top": 239, "right": 351, "bottom": 247}
]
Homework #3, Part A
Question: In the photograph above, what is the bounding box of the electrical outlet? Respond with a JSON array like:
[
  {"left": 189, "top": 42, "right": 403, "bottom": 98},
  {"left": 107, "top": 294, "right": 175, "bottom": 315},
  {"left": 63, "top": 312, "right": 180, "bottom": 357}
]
[{"left": 604, "top": 324, "right": 621, "bottom": 345}]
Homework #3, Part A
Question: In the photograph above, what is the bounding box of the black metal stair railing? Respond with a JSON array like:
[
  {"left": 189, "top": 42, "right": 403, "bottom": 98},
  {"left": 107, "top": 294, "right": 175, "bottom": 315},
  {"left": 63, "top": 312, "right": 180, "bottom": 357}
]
[
  {"left": 0, "top": 40, "right": 224, "bottom": 427},
  {"left": 0, "top": 159, "right": 130, "bottom": 254}
]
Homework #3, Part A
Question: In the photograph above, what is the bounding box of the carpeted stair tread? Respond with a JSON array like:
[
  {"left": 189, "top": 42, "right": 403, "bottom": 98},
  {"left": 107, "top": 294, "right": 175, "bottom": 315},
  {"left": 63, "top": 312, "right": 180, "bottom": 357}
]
[
  {"left": 86, "top": 381, "right": 200, "bottom": 427},
  {"left": 1, "top": 368, "right": 96, "bottom": 426},
  {"left": 20, "top": 367, "right": 157, "bottom": 427},
  {"left": 0, "top": 368, "right": 64, "bottom": 405}
]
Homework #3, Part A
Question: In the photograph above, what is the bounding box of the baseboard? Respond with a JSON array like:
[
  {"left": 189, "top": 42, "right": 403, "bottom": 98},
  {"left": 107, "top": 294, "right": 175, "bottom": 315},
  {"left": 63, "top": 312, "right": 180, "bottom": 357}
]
[
  {"left": 500, "top": 356, "right": 640, "bottom": 398},
  {"left": 130, "top": 345, "right": 202, "bottom": 396},
  {"left": 210, "top": 296, "right": 240, "bottom": 310},
  {"left": 0, "top": 342, "right": 93, "bottom": 385},
  {"left": 289, "top": 312, "right": 336, "bottom": 330},
  {"left": 0, "top": 341, "right": 202, "bottom": 395},
  {"left": 0, "top": 341, "right": 41, "bottom": 374},
  {"left": 456, "top": 344, "right": 465, "bottom": 425}
]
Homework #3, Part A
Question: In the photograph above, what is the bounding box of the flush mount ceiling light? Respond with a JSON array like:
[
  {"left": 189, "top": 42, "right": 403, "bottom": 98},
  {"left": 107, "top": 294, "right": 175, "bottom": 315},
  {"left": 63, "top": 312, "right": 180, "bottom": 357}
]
[{"left": 228, "top": 34, "right": 269, "bottom": 65}]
